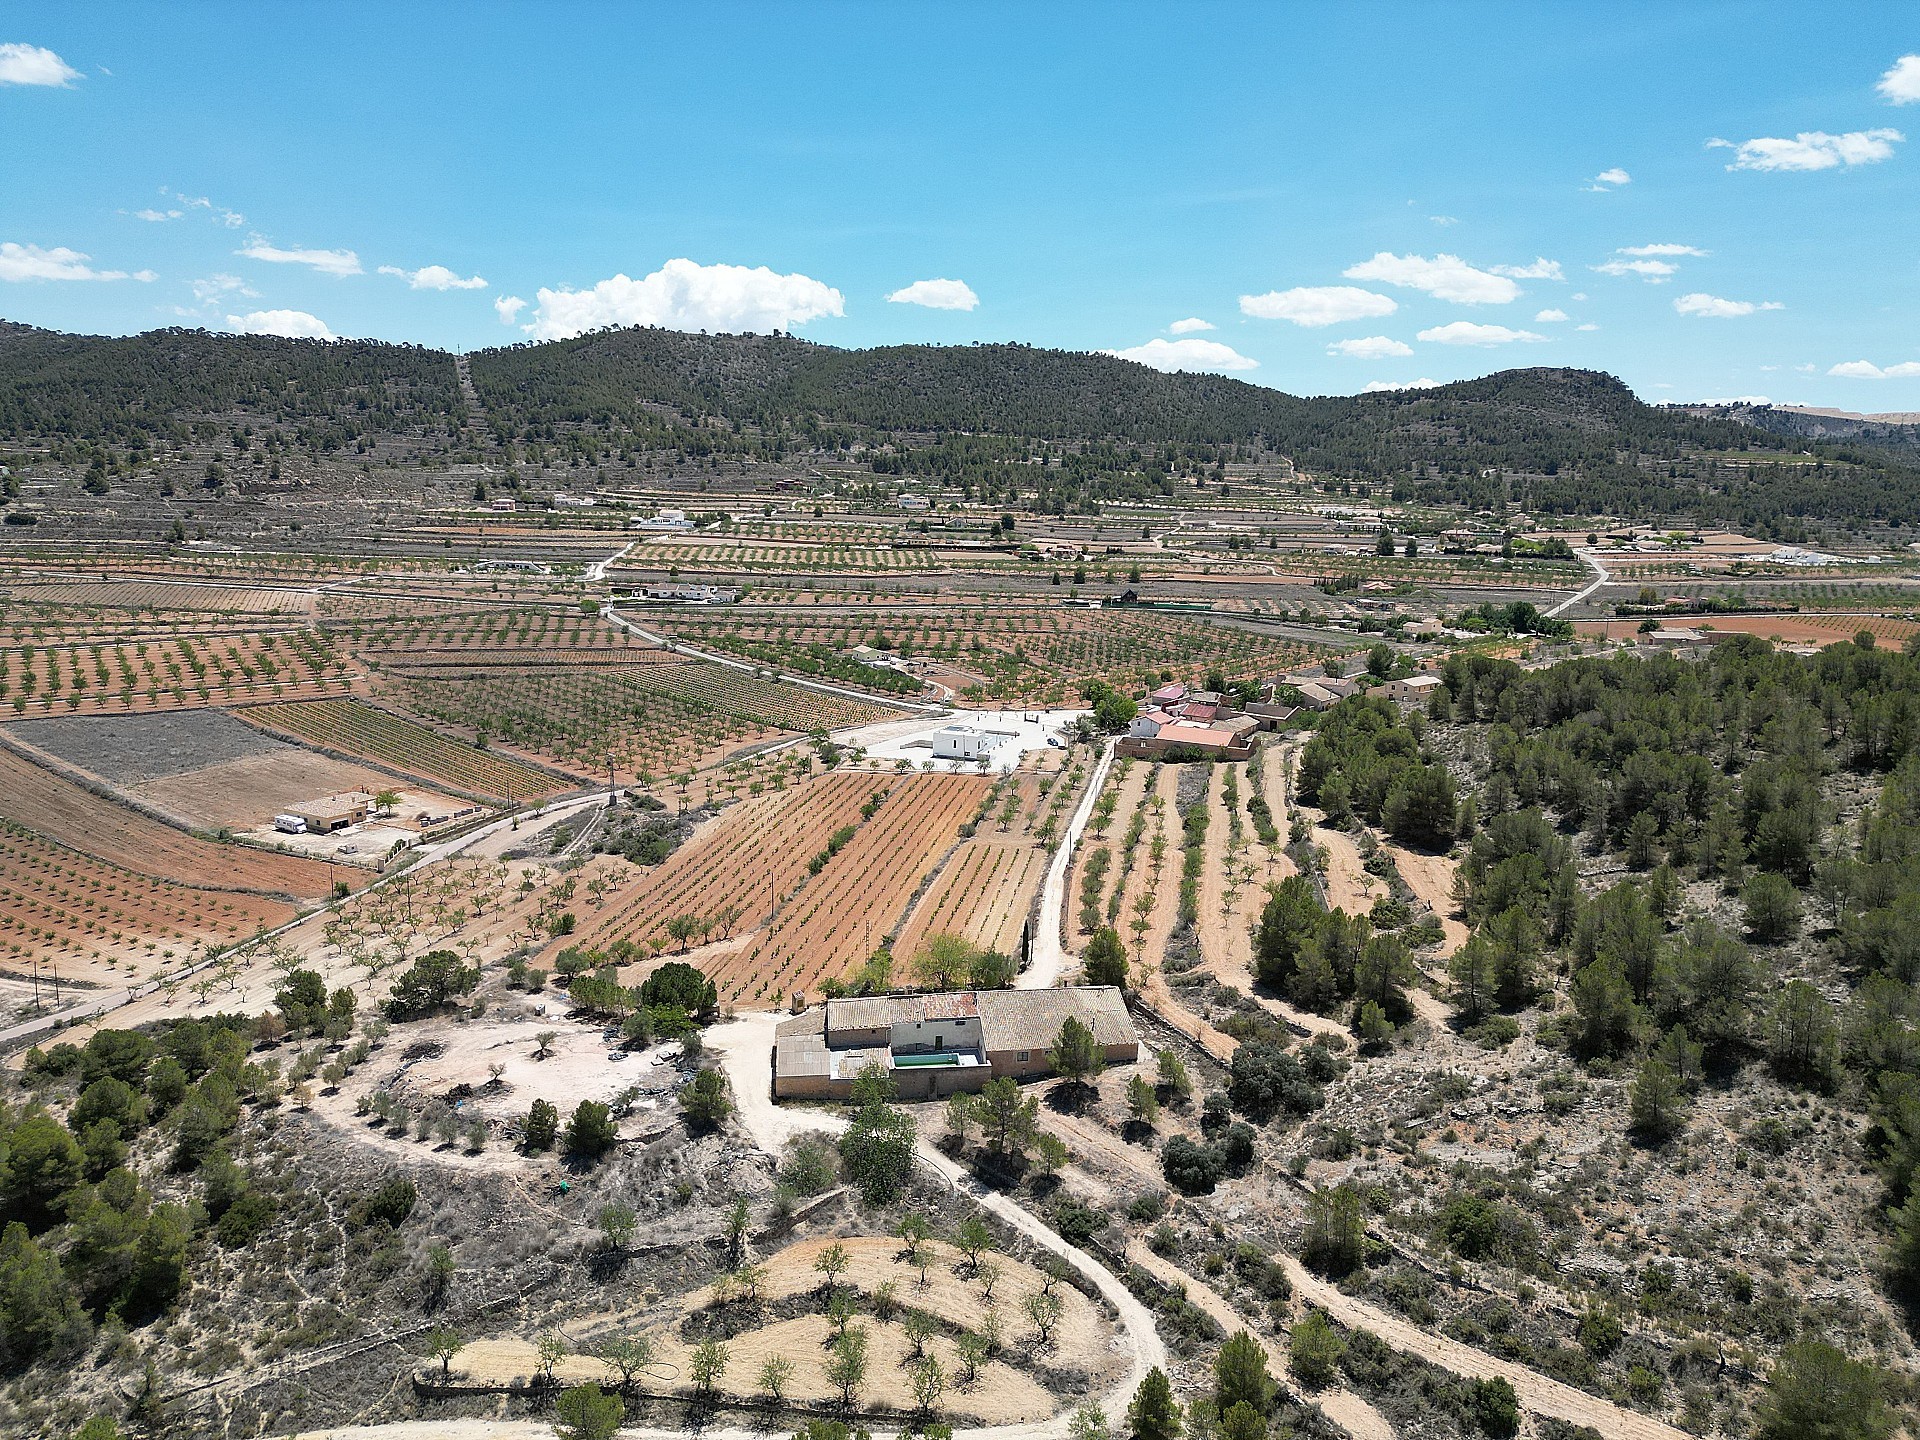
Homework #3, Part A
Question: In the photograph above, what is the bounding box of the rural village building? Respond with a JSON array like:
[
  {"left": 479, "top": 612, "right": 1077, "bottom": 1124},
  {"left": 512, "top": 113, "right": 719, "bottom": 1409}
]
[
  {"left": 772, "top": 986, "right": 1138, "bottom": 1099},
  {"left": 1376, "top": 674, "right": 1444, "bottom": 705}
]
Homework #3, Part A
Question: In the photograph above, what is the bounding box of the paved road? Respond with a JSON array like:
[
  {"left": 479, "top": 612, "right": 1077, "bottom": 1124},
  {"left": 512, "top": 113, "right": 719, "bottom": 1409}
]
[
  {"left": 1546, "top": 547, "right": 1610, "bottom": 618},
  {"left": 1018, "top": 737, "right": 1116, "bottom": 990}
]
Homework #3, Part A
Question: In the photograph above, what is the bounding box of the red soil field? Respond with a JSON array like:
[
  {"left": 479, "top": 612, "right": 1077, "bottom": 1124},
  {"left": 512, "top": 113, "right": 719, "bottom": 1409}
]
[
  {"left": 721, "top": 771, "right": 991, "bottom": 1003},
  {"left": 0, "top": 747, "right": 345, "bottom": 901},
  {"left": 0, "top": 820, "right": 293, "bottom": 987},
  {"left": 578, "top": 773, "right": 898, "bottom": 959},
  {"left": 1574, "top": 613, "right": 1920, "bottom": 646}
]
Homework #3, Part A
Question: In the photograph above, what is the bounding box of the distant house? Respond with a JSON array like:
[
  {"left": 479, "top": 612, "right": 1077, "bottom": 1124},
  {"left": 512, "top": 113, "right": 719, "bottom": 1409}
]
[
  {"left": 1129, "top": 709, "right": 1176, "bottom": 739},
  {"left": 1292, "top": 681, "right": 1340, "bottom": 711},
  {"left": 488, "top": 496, "right": 516, "bottom": 512},
  {"left": 638, "top": 584, "right": 738, "bottom": 605},
  {"left": 290, "top": 791, "right": 373, "bottom": 834},
  {"left": 1118, "top": 721, "right": 1255, "bottom": 761},
  {"left": 897, "top": 493, "right": 930, "bottom": 511},
  {"left": 636, "top": 508, "right": 692, "bottom": 530},
  {"left": 1149, "top": 682, "right": 1187, "bottom": 706},
  {"left": 932, "top": 724, "right": 1008, "bottom": 761},
  {"left": 773, "top": 986, "right": 1138, "bottom": 1100},
  {"left": 1378, "top": 674, "right": 1443, "bottom": 705}
]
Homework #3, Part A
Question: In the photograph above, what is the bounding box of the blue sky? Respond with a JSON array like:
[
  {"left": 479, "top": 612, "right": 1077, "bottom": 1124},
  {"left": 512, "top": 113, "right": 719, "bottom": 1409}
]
[{"left": 3, "top": 4, "right": 1917, "bottom": 407}]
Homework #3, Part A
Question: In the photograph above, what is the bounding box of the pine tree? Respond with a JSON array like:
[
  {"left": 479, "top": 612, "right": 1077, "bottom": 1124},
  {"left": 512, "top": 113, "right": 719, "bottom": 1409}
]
[{"left": 1128, "top": 1367, "right": 1183, "bottom": 1440}]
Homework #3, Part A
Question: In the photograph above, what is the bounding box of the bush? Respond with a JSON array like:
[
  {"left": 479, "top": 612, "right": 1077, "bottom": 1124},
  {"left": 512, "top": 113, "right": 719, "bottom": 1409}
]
[
  {"left": 349, "top": 1176, "right": 417, "bottom": 1231},
  {"left": 524, "top": 1099, "right": 559, "bottom": 1151},
  {"left": 1050, "top": 1199, "right": 1106, "bottom": 1248},
  {"left": 1161, "top": 1135, "right": 1223, "bottom": 1195},
  {"left": 564, "top": 1101, "right": 618, "bottom": 1158}
]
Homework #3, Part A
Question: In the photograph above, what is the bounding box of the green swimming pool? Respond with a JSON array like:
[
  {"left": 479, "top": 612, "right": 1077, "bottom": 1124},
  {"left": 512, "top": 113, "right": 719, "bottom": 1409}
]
[{"left": 894, "top": 1053, "right": 962, "bottom": 1067}]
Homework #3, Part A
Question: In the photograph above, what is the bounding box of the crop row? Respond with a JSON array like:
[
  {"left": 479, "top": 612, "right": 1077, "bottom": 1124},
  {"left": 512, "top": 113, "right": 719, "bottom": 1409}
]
[
  {"left": 239, "top": 698, "right": 558, "bottom": 800},
  {"left": 388, "top": 669, "right": 770, "bottom": 783},
  {"left": 0, "top": 822, "right": 288, "bottom": 972},
  {"left": 712, "top": 772, "right": 991, "bottom": 1003},
  {"left": 583, "top": 773, "right": 891, "bottom": 957}
]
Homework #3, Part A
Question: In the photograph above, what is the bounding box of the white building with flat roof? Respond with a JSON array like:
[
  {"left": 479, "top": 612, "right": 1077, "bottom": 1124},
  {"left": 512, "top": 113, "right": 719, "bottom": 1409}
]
[{"left": 931, "top": 724, "right": 1007, "bottom": 761}]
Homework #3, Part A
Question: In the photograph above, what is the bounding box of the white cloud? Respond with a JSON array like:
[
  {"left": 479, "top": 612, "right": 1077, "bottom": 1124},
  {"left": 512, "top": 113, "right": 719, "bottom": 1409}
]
[
  {"left": 1829, "top": 359, "right": 1920, "bottom": 379},
  {"left": 1362, "top": 378, "right": 1442, "bottom": 393},
  {"left": 190, "top": 274, "right": 256, "bottom": 304},
  {"left": 1576, "top": 323, "right": 1600, "bottom": 331},
  {"left": 1102, "top": 338, "right": 1258, "bottom": 373},
  {"left": 1534, "top": 308, "right": 1570, "bottom": 323},
  {"left": 1713, "top": 129, "right": 1903, "bottom": 171},
  {"left": 226, "top": 309, "right": 336, "bottom": 340},
  {"left": 0, "top": 43, "right": 80, "bottom": 87},
  {"left": 1878, "top": 55, "right": 1920, "bottom": 105},
  {"left": 1430, "top": 215, "right": 1459, "bottom": 226},
  {"left": 1673, "top": 292, "right": 1784, "bottom": 318},
  {"left": 1586, "top": 167, "right": 1632, "bottom": 189},
  {"left": 1328, "top": 336, "right": 1413, "bottom": 359},
  {"left": 1417, "top": 321, "right": 1544, "bottom": 346},
  {"left": 238, "top": 239, "right": 362, "bottom": 277},
  {"left": 1594, "top": 258, "right": 1678, "bottom": 280},
  {"left": 131, "top": 208, "right": 182, "bottom": 223},
  {"left": 526, "top": 257, "right": 844, "bottom": 341},
  {"left": 1168, "top": 317, "right": 1214, "bottom": 334},
  {"left": 0, "top": 242, "right": 151, "bottom": 283},
  {"left": 1238, "top": 285, "right": 1396, "bottom": 327},
  {"left": 494, "top": 295, "right": 526, "bottom": 325},
  {"left": 174, "top": 192, "right": 247, "bottom": 228},
  {"left": 378, "top": 263, "right": 487, "bottom": 291},
  {"left": 1620, "top": 243, "right": 1708, "bottom": 257},
  {"left": 1490, "top": 257, "right": 1564, "bottom": 281},
  {"left": 1344, "top": 252, "right": 1520, "bottom": 304},
  {"left": 885, "top": 277, "right": 978, "bottom": 311}
]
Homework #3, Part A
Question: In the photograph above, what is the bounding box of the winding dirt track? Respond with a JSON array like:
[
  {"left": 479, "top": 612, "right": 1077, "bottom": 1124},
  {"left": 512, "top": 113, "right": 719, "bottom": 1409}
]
[{"left": 1125, "top": 1242, "right": 1393, "bottom": 1440}]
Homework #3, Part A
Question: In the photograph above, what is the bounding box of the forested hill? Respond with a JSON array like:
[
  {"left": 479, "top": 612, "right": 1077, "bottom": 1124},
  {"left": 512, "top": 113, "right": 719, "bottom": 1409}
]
[
  {"left": 4, "top": 319, "right": 1919, "bottom": 529},
  {"left": 0, "top": 322, "right": 460, "bottom": 452}
]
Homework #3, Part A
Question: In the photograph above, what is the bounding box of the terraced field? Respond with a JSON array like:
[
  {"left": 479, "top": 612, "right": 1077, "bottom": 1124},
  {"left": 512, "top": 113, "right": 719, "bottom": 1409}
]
[
  {"left": 725, "top": 771, "right": 989, "bottom": 1002},
  {"left": 0, "top": 819, "right": 292, "bottom": 988},
  {"left": 0, "top": 628, "right": 354, "bottom": 715},
  {"left": 659, "top": 605, "right": 1320, "bottom": 704},
  {"left": 383, "top": 660, "right": 896, "bottom": 784},
  {"left": 578, "top": 773, "right": 892, "bottom": 960},
  {"left": 0, "top": 746, "right": 343, "bottom": 900}
]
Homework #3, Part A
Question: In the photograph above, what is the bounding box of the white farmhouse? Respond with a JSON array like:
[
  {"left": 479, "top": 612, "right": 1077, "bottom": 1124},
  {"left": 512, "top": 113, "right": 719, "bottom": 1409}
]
[{"left": 931, "top": 724, "right": 1007, "bottom": 762}]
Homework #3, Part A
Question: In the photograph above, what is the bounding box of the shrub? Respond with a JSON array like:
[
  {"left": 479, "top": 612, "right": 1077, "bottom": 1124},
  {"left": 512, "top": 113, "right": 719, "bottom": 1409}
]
[{"left": 1161, "top": 1135, "right": 1223, "bottom": 1195}]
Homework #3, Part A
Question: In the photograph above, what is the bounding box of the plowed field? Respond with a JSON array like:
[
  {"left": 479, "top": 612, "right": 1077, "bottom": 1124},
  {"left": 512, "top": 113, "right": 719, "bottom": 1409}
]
[{"left": 0, "top": 747, "right": 342, "bottom": 901}]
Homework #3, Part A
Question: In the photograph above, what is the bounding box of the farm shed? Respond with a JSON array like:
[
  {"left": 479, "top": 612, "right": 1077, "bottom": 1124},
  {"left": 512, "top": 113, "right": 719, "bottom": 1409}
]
[
  {"left": 290, "top": 791, "right": 373, "bottom": 833},
  {"left": 772, "top": 986, "right": 1137, "bottom": 1100}
]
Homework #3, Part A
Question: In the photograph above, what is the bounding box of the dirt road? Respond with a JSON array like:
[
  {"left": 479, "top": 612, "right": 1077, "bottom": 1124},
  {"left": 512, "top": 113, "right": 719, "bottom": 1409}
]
[
  {"left": 1272, "top": 1252, "right": 1692, "bottom": 1440},
  {"left": 1024, "top": 738, "right": 1117, "bottom": 989},
  {"left": 1125, "top": 1243, "right": 1393, "bottom": 1440},
  {"left": 707, "top": 1011, "right": 1168, "bottom": 1428}
]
